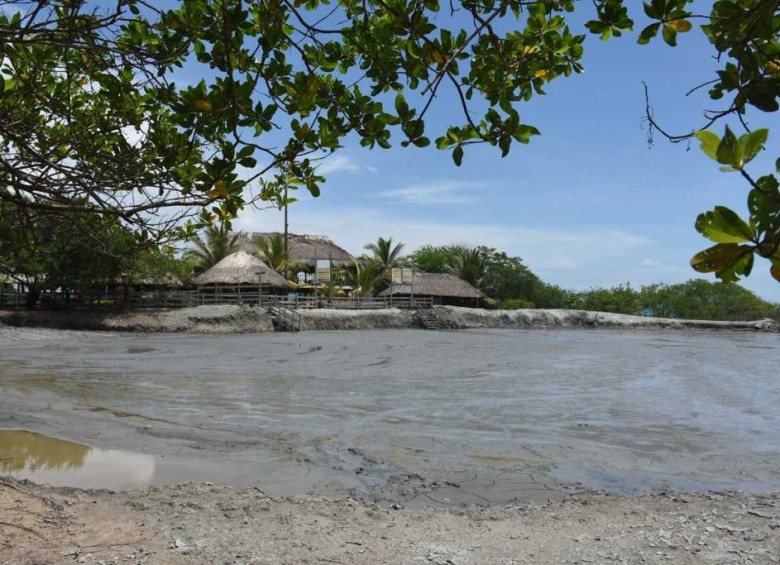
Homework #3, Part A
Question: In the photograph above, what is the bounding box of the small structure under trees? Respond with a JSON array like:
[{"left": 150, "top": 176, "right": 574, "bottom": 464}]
[
  {"left": 194, "top": 251, "right": 288, "bottom": 303},
  {"left": 380, "top": 272, "right": 484, "bottom": 307}
]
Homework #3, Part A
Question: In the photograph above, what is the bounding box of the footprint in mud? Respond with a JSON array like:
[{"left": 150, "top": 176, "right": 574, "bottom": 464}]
[{"left": 127, "top": 347, "right": 155, "bottom": 354}]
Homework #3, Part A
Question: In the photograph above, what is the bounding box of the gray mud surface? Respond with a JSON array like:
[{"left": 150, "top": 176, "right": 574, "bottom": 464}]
[
  {"left": 2, "top": 326, "right": 779, "bottom": 508},
  {"left": 2, "top": 325, "right": 780, "bottom": 563}
]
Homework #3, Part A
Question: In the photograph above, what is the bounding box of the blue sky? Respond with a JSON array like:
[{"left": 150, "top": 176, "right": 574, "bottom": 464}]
[{"left": 233, "top": 6, "right": 780, "bottom": 302}]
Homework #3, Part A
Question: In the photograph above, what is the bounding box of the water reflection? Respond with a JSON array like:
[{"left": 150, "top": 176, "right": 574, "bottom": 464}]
[
  {"left": 0, "top": 429, "right": 156, "bottom": 490},
  {"left": 0, "top": 429, "right": 88, "bottom": 471}
]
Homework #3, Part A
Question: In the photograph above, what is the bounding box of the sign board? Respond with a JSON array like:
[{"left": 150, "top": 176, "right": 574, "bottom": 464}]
[
  {"left": 316, "top": 259, "right": 331, "bottom": 282},
  {"left": 391, "top": 268, "right": 414, "bottom": 284}
]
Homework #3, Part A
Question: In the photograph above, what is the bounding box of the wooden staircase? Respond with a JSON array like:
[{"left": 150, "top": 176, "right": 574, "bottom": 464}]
[
  {"left": 268, "top": 306, "right": 303, "bottom": 332},
  {"left": 418, "top": 308, "right": 442, "bottom": 330}
]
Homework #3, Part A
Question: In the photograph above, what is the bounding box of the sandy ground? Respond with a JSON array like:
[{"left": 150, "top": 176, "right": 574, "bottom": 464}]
[{"left": 1, "top": 478, "right": 779, "bottom": 564}]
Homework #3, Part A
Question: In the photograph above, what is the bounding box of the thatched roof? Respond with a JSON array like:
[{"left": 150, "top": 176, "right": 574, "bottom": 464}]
[
  {"left": 238, "top": 232, "right": 354, "bottom": 268},
  {"left": 193, "top": 251, "right": 288, "bottom": 287},
  {"left": 379, "top": 273, "right": 485, "bottom": 299}
]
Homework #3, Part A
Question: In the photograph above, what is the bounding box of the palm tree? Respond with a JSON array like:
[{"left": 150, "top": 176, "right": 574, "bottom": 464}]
[
  {"left": 256, "top": 233, "right": 288, "bottom": 274},
  {"left": 448, "top": 245, "right": 488, "bottom": 287},
  {"left": 184, "top": 224, "right": 240, "bottom": 274},
  {"left": 364, "top": 236, "right": 405, "bottom": 271},
  {"left": 344, "top": 257, "right": 384, "bottom": 296}
]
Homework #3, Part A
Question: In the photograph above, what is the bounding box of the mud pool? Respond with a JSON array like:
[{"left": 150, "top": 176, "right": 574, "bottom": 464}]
[{"left": 1, "top": 327, "right": 779, "bottom": 507}]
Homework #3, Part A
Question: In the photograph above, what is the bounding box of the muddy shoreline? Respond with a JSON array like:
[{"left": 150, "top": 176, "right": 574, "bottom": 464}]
[
  {"left": 2, "top": 321, "right": 779, "bottom": 563},
  {"left": 1, "top": 304, "right": 777, "bottom": 333}
]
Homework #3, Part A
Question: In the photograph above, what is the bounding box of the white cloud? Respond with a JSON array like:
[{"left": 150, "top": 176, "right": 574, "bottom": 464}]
[
  {"left": 378, "top": 181, "right": 482, "bottom": 205},
  {"left": 640, "top": 259, "right": 663, "bottom": 268},
  {"left": 316, "top": 155, "right": 376, "bottom": 176}
]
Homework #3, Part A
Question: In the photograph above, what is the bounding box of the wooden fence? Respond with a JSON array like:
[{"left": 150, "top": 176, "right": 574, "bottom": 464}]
[{"left": 0, "top": 289, "right": 435, "bottom": 311}]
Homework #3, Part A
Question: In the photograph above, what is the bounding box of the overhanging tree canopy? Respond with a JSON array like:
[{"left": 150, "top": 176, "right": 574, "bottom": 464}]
[
  {"left": 0, "top": 0, "right": 587, "bottom": 240},
  {"left": 0, "top": 0, "right": 778, "bottom": 282}
]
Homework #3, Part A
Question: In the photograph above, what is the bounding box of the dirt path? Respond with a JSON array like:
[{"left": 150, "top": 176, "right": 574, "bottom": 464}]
[{"left": 2, "top": 479, "right": 778, "bottom": 564}]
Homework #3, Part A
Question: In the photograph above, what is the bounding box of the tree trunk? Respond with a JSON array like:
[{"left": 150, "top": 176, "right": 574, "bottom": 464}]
[{"left": 25, "top": 285, "right": 41, "bottom": 310}]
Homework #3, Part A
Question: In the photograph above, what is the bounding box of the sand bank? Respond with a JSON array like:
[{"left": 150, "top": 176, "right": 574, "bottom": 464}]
[{"left": 1, "top": 304, "right": 776, "bottom": 333}]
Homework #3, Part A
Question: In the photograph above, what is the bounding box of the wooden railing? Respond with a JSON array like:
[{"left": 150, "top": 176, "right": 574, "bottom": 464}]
[
  {"left": 1, "top": 290, "right": 435, "bottom": 311},
  {"left": 267, "top": 305, "right": 303, "bottom": 331},
  {"left": 258, "top": 294, "right": 434, "bottom": 310},
  {"left": 0, "top": 292, "right": 26, "bottom": 308}
]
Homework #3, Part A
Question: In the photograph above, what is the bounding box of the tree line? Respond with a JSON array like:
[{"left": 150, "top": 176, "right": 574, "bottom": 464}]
[
  {"left": 406, "top": 243, "right": 780, "bottom": 321},
  {"left": 2, "top": 213, "right": 778, "bottom": 320}
]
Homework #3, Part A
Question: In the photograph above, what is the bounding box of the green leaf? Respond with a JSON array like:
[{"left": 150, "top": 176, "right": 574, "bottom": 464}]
[
  {"left": 716, "top": 252, "right": 753, "bottom": 283},
  {"left": 757, "top": 174, "right": 779, "bottom": 196},
  {"left": 584, "top": 20, "right": 607, "bottom": 35},
  {"left": 693, "top": 130, "right": 720, "bottom": 162},
  {"left": 394, "top": 93, "right": 408, "bottom": 117},
  {"left": 237, "top": 145, "right": 255, "bottom": 159},
  {"left": 747, "top": 89, "right": 780, "bottom": 112},
  {"left": 690, "top": 243, "right": 752, "bottom": 275},
  {"left": 716, "top": 126, "right": 742, "bottom": 167},
  {"left": 637, "top": 23, "right": 660, "bottom": 45},
  {"left": 739, "top": 128, "right": 768, "bottom": 165},
  {"left": 650, "top": 0, "right": 666, "bottom": 18},
  {"left": 771, "top": 264, "right": 780, "bottom": 284},
  {"left": 749, "top": 187, "right": 780, "bottom": 237},
  {"left": 661, "top": 24, "right": 677, "bottom": 46},
  {"left": 665, "top": 19, "right": 692, "bottom": 33},
  {"left": 435, "top": 135, "right": 450, "bottom": 150},
  {"left": 695, "top": 206, "right": 755, "bottom": 243},
  {"left": 452, "top": 145, "right": 464, "bottom": 166}
]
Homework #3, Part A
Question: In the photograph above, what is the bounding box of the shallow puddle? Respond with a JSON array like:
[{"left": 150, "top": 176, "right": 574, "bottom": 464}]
[
  {"left": 0, "top": 428, "right": 348, "bottom": 496},
  {"left": 0, "top": 429, "right": 155, "bottom": 490}
]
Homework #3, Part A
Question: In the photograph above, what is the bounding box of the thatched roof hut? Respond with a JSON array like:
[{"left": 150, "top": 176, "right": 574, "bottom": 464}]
[
  {"left": 238, "top": 232, "right": 354, "bottom": 268},
  {"left": 193, "top": 251, "right": 288, "bottom": 288},
  {"left": 379, "top": 272, "right": 485, "bottom": 306}
]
